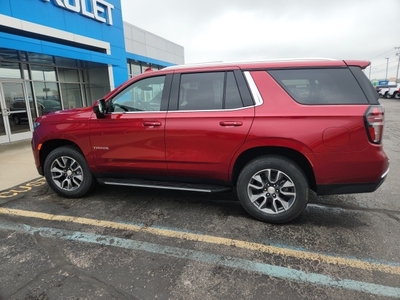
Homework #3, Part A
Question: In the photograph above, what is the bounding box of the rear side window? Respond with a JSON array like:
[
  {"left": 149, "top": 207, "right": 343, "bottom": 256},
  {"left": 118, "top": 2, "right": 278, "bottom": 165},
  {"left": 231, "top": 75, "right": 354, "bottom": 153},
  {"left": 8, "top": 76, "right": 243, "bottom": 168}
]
[
  {"left": 268, "top": 68, "right": 369, "bottom": 105},
  {"left": 178, "top": 72, "right": 244, "bottom": 110}
]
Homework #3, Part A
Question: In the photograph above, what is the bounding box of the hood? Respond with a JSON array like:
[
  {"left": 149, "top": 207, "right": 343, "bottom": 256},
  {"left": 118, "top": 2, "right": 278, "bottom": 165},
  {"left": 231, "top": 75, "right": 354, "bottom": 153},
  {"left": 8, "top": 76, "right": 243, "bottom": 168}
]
[{"left": 36, "top": 106, "right": 94, "bottom": 124}]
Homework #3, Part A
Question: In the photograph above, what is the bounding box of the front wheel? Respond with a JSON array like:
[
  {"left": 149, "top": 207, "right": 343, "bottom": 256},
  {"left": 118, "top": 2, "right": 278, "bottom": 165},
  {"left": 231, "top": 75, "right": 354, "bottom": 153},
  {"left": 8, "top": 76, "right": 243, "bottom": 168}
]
[
  {"left": 237, "top": 156, "right": 309, "bottom": 224},
  {"left": 384, "top": 92, "right": 392, "bottom": 99},
  {"left": 44, "top": 146, "right": 95, "bottom": 198},
  {"left": 394, "top": 92, "right": 400, "bottom": 100}
]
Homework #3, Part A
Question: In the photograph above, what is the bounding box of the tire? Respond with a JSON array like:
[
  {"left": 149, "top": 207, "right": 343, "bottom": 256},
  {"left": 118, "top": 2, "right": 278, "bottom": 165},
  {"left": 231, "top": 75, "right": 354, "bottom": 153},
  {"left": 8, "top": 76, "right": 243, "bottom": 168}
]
[
  {"left": 384, "top": 92, "right": 392, "bottom": 99},
  {"left": 237, "top": 156, "right": 309, "bottom": 224},
  {"left": 44, "top": 146, "right": 95, "bottom": 198},
  {"left": 394, "top": 92, "right": 400, "bottom": 100}
]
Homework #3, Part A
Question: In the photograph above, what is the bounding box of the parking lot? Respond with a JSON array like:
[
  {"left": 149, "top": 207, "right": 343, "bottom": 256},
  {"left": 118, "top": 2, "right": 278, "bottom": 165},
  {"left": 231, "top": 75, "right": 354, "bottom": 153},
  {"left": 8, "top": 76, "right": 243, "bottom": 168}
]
[{"left": 0, "top": 98, "right": 399, "bottom": 300}]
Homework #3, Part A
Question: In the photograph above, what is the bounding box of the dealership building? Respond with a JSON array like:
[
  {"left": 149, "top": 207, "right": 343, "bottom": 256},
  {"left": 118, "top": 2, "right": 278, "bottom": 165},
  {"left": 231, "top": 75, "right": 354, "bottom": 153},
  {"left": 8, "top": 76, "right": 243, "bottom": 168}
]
[{"left": 0, "top": 0, "right": 184, "bottom": 144}]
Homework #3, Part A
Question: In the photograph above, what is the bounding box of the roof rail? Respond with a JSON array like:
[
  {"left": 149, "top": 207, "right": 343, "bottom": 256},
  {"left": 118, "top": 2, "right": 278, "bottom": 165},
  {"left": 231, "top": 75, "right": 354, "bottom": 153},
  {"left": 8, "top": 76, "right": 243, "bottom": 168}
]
[{"left": 163, "top": 57, "right": 338, "bottom": 70}]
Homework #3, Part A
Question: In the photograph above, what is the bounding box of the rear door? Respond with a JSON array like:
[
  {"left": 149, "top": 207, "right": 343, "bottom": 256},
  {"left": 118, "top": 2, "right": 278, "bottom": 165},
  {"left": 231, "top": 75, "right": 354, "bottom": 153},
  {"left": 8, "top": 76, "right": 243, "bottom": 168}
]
[{"left": 165, "top": 70, "right": 255, "bottom": 182}]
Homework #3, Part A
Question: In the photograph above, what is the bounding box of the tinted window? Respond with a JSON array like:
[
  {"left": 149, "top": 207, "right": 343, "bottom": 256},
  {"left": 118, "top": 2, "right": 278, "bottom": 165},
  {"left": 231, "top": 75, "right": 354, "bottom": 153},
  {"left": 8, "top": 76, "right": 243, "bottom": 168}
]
[
  {"left": 111, "top": 76, "right": 165, "bottom": 112},
  {"left": 178, "top": 72, "right": 243, "bottom": 110},
  {"left": 268, "top": 68, "right": 368, "bottom": 105},
  {"left": 349, "top": 66, "right": 379, "bottom": 104},
  {"left": 225, "top": 72, "right": 243, "bottom": 109}
]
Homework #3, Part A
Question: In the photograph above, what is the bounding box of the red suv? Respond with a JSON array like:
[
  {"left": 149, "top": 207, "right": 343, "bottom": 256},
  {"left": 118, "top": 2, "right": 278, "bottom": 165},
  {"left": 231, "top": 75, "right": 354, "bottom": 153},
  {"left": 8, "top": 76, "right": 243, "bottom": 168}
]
[{"left": 31, "top": 59, "right": 389, "bottom": 223}]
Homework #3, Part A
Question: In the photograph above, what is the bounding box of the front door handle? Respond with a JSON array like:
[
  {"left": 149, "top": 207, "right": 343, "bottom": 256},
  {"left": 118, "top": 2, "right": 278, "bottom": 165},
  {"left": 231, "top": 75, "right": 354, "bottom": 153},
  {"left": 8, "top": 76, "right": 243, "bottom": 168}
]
[
  {"left": 219, "top": 121, "right": 243, "bottom": 127},
  {"left": 143, "top": 121, "right": 162, "bottom": 127}
]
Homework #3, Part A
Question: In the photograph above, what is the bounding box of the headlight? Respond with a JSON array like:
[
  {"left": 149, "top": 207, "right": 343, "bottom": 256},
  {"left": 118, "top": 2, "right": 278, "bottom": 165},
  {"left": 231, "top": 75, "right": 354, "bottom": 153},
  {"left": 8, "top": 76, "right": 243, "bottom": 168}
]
[{"left": 33, "top": 122, "right": 41, "bottom": 131}]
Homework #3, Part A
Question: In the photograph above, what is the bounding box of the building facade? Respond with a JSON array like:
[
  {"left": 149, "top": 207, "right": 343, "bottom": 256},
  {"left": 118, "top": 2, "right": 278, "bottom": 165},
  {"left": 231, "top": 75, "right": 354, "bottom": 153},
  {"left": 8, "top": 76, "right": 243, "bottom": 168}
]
[{"left": 0, "top": 0, "right": 184, "bottom": 144}]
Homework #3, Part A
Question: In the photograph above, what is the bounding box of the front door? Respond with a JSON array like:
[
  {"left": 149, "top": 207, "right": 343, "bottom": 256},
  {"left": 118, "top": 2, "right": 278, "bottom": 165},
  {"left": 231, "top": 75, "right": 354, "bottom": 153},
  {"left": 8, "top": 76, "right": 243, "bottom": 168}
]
[{"left": 0, "top": 81, "right": 33, "bottom": 144}]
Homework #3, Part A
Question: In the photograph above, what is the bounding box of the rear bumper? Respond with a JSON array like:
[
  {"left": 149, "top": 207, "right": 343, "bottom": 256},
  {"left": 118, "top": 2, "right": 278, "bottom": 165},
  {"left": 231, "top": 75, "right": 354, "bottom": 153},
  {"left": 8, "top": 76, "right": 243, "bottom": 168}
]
[{"left": 316, "top": 165, "right": 389, "bottom": 195}]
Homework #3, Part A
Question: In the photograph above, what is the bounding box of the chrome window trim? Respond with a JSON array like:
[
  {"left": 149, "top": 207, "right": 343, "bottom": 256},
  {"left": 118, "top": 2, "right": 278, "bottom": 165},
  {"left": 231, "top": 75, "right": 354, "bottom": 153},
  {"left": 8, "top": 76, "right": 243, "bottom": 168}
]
[
  {"left": 243, "top": 71, "right": 263, "bottom": 106},
  {"left": 110, "top": 111, "right": 166, "bottom": 114},
  {"left": 168, "top": 106, "right": 253, "bottom": 113}
]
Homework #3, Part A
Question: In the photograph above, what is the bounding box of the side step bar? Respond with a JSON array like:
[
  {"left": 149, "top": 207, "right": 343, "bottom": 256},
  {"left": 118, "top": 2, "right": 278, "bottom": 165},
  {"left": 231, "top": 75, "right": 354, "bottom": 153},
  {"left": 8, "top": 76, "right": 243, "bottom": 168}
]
[{"left": 97, "top": 178, "right": 232, "bottom": 193}]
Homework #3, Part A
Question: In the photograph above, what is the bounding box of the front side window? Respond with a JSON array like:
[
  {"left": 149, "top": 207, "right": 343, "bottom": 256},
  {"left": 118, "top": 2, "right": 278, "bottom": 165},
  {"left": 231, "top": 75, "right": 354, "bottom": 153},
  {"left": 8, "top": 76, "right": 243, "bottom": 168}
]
[
  {"left": 268, "top": 68, "right": 369, "bottom": 105},
  {"left": 178, "top": 71, "right": 243, "bottom": 110},
  {"left": 111, "top": 76, "right": 165, "bottom": 112}
]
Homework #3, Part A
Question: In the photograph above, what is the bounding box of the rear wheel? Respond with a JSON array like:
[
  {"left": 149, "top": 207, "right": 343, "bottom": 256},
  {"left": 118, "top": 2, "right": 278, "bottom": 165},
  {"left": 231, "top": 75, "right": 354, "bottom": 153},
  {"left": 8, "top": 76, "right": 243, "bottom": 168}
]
[
  {"left": 384, "top": 92, "right": 392, "bottom": 99},
  {"left": 44, "top": 146, "right": 95, "bottom": 198},
  {"left": 237, "top": 156, "right": 309, "bottom": 224},
  {"left": 394, "top": 92, "right": 400, "bottom": 100}
]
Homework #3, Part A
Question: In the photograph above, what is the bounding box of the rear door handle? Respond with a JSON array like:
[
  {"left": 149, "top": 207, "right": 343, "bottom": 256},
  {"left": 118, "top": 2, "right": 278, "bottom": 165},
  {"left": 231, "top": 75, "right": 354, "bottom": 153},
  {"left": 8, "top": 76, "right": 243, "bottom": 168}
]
[
  {"left": 143, "top": 121, "right": 162, "bottom": 127},
  {"left": 219, "top": 121, "right": 243, "bottom": 127}
]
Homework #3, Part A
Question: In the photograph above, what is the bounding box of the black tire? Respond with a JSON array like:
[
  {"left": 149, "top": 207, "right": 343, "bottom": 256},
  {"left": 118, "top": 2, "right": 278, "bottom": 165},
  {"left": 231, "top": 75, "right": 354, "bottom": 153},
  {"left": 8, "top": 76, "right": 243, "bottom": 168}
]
[
  {"left": 394, "top": 92, "right": 400, "bottom": 100},
  {"left": 384, "top": 92, "right": 392, "bottom": 99},
  {"left": 237, "top": 156, "right": 309, "bottom": 224},
  {"left": 44, "top": 146, "right": 95, "bottom": 198}
]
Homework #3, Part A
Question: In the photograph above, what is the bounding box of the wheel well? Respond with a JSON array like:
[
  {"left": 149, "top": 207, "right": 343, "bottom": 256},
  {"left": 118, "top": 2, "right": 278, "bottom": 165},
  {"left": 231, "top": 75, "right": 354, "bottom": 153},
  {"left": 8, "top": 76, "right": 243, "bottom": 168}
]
[
  {"left": 39, "top": 140, "right": 81, "bottom": 173},
  {"left": 232, "top": 147, "right": 316, "bottom": 191}
]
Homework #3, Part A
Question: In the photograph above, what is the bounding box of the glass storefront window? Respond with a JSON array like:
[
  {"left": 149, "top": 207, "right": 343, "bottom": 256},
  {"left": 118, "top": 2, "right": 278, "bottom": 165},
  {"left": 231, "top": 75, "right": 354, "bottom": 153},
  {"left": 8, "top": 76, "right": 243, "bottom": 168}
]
[
  {"left": 60, "top": 83, "right": 83, "bottom": 109},
  {"left": 58, "top": 68, "right": 80, "bottom": 82},
  {"left": 54, "top": 57, "right": 77, "bottom": 68},
  {"left": 25, "top": 82, "right": 38, "bottom": 120},
  {"left": 0, "top": 49, "right": 19, "bottom": 61},
  {"left": 21, "top": 64, "right": 30, "bottom": 80},
  {"left": 130, "top": 63, "right": 141, "bottom": 76},
  {"left": 127, "top": 62, "right": 131, "bottom": 77},
  {"left": 33, "top": 82, "right": 61, "bottom": 115},
  {"left": 0, "top": 62, "right": 21, "bottom": 79},
  {"left": 31, "top": 65, "right": 57, "bottom": 81},
  {"left": 28, "top": 53, "right": 54, "bottom": 64}
]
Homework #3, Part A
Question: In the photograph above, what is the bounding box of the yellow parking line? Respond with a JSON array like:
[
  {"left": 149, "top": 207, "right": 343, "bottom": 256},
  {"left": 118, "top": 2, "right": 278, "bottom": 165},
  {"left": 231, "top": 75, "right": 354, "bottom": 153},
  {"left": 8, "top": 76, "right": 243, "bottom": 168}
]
[{"left": 0, "top": 207, "right": 399, "bottom": 276}]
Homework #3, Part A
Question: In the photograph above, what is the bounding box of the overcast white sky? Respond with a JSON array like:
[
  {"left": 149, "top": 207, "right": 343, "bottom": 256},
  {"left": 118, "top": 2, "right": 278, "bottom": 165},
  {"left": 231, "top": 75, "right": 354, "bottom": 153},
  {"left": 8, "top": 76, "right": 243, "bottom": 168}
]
[{"left": 121, "top": 0, "right": 400, "bottom": 81}]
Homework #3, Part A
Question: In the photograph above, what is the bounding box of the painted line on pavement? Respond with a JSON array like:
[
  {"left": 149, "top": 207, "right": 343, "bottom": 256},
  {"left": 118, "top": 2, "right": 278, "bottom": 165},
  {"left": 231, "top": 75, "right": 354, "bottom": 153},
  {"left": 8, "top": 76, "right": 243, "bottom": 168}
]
[
  {"left": 0, "top": 178, "right": 46, "bottom": 198},
  {"left": 0, "top": 207, "right": 399, "bottom": 276},
  {"left": 0, "top": 221, "right": 399, "bottom": 298}
]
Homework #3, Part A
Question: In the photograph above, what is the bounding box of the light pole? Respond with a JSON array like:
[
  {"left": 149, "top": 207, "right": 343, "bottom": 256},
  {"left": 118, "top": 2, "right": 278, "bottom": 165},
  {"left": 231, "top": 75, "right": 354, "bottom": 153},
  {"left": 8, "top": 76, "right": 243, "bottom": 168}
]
[
  {"left": 395, "top": 47, "right": 400, "bottom": 83},
  {"left": 385, "top": 57, "right": 389, "bottom": 81},
  {"left": 368, "top": 64, "right": 372, "bottom": 79}
]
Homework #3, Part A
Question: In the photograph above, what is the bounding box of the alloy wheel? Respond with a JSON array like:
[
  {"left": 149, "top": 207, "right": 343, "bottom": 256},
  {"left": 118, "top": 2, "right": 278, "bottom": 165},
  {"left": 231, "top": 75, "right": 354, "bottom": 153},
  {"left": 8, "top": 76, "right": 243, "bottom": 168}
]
[
  {"left": 50, "top": 156, "right": 84, "bottom": 191},
  {"left": 247, "top": 168, "right": 296, "bottom": 214}
]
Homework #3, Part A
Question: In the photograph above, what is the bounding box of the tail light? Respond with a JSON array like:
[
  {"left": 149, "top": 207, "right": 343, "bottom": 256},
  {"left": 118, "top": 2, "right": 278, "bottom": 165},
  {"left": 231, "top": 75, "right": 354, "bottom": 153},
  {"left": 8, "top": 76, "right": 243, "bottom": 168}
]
[{"left": 364, "top": 106, "right": 384, "bottom": 144}]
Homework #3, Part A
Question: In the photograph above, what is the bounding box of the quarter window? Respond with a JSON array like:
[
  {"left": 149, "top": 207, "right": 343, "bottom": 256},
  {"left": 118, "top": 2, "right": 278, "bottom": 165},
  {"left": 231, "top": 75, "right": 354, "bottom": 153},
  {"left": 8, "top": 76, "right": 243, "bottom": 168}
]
[
  {"left": 268, "top": 68, "right": 368, "bottom": 105},
  {"left": 111, "top": 76, "right": 165, "bottom": 112}
]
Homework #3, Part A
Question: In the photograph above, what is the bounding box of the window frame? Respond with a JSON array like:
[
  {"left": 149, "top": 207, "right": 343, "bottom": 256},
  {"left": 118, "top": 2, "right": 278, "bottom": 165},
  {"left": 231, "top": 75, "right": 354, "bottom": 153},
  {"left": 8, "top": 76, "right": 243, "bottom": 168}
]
[
  {"left": 268, "top": 67, "right": 370, "bottom": 105},
  {"left": 108, "top": 74, "right": 172, "bottom": 113},
  {"left": 168, "top": 70, "right": 253, "bottom": 111}
]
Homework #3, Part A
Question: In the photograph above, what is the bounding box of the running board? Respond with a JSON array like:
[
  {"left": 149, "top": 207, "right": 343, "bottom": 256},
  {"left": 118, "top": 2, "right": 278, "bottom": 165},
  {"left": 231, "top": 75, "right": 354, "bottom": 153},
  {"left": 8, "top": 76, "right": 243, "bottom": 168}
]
[{"left": 97, "top": 178, "right": 232, "bottom": 193}]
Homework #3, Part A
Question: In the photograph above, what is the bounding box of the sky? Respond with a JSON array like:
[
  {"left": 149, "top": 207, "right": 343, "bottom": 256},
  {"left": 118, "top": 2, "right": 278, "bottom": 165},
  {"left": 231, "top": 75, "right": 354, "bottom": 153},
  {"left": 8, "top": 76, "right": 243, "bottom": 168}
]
[{"left": 120, "top": 0, "right": 400, "bottom": 81}]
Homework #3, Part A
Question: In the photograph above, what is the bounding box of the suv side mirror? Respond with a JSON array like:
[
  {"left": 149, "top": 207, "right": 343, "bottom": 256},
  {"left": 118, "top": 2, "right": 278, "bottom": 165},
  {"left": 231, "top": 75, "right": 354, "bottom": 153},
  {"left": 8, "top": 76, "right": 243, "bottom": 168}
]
[{"left": 93, "top": 99, "right": 107, "bottom": 119}]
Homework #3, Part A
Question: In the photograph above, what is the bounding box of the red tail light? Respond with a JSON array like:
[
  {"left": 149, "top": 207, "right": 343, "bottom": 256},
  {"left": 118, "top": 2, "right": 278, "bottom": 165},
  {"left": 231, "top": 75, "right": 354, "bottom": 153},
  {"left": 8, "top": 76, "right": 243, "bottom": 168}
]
[{"left": 364, "top": 106, "right": 384, "bottom": 144}]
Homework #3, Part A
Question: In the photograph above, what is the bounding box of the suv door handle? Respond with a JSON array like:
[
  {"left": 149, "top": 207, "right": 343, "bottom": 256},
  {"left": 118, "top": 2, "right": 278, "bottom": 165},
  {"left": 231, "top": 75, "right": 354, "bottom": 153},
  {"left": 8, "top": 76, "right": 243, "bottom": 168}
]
[
  {"left": 143, "top": 121, "right": 162, "bottom": 127},
  {"left": 219, "top": 121, "right": 243, "bottom": 127}
]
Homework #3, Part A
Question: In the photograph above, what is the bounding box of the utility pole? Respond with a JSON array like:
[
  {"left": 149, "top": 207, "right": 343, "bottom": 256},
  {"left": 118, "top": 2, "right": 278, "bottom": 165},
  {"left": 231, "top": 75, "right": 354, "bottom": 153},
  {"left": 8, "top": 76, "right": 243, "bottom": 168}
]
[
  {"left": 369, "top": 63, "right": 372, "bottom": 79},
  {"left": 395, "top": 47, "right": 400, "bottom": 84},
  {"left": 385, "top": 57, "right": 389, "bottom": 81}
]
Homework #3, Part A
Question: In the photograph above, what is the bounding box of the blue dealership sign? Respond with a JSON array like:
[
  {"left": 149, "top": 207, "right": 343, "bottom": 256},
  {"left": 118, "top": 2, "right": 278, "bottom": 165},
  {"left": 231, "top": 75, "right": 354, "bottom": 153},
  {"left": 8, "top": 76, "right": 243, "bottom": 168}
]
[{"left": 0, "top": 0, "right": 127, "bottom": 86}]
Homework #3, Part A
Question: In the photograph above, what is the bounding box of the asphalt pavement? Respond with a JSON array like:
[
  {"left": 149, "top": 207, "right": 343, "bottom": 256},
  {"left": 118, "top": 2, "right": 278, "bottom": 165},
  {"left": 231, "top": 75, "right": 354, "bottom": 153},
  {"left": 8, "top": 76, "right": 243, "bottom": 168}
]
[{"left": 0, "top": 99, "right": 399, "bottom": 299}]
